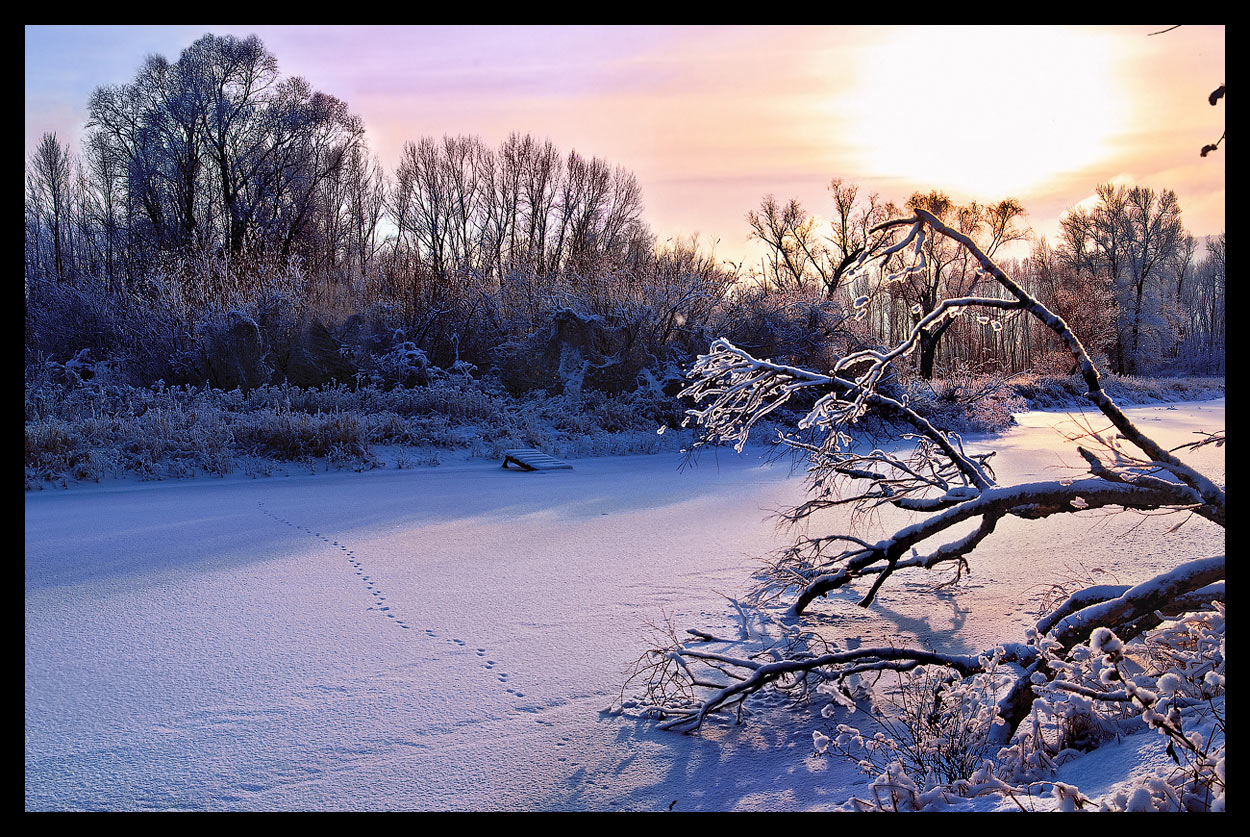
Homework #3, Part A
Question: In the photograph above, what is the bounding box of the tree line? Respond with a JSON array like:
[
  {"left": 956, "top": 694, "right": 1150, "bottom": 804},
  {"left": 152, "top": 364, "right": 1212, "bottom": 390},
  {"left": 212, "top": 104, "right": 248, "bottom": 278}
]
[
  {"left": 25, "top": 32, "right": 1224, "bottom": 392},
  {"left": 23, "top": 34, "right": 653, "bottom": 291},
  {"left": 746, "top": 181, "right": 1225, "bottom": 378}
]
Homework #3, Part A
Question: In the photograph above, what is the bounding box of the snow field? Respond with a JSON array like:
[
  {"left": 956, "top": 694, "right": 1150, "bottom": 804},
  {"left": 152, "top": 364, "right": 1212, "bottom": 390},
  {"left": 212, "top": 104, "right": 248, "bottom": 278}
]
[{"left": 25, "top": 399, "right": 1224, "bottom": 810}]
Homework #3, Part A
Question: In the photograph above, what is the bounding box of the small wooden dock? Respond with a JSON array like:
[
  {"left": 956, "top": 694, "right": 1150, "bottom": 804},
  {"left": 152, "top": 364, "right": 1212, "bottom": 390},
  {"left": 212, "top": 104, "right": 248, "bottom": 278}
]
[{"left": 501, "top": 449, "right": 573, "bottom": 471}]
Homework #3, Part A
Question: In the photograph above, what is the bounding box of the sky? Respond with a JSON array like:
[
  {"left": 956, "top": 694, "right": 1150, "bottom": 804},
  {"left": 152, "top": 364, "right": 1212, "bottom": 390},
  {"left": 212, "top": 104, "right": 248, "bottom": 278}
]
[{"left": 25, "top": 25, "right": 1225, "bottom": 267}]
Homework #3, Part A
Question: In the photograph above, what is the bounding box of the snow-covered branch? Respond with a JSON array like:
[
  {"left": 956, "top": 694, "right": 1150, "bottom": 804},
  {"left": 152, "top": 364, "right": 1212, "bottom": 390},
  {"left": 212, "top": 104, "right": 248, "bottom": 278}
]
[
  {"left": 898, "top": 208, "right": 1225, "bottom": 525},
  {"left": 630, "top": 199, "right": 1225, "bottom": 761},
  {"left": 1046, "top": 555, "right": 1225, "bottom": 651},
  {"left": 651, "top": 644, "right": 987, "bottom": 734},
  {"left": 680, "top": 338, "right": 994, "bottom": 491}
]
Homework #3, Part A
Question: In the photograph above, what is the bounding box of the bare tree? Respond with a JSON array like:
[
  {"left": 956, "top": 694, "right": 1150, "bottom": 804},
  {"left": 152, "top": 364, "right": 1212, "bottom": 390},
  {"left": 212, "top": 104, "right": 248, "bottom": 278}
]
[
  {"left": 87, "top": 54, "right": 200, "bottom": 257},
  {"left": 1026, "top": 238, "right": 1117, "bottom": 373},
  {"left": 1177, "top": 233, "right": 1226, "bottom": 374},
  {"left": 83, "top": 32, "right": 365, "bottom": 276},
  {"left": 1060, "top": 184, "right": 1189, "bottom": 375},
  {"left": 1166, "top": 232, "right": 1201, "bottom": 358},
  {"left": 747, "top": 180, "right": 896, "bottom": 301},
  {"left": 621, "top": 205, "right": 1224, "bottom": 747},
  {"left": 826, "top": 179, "right": 896, "bottom": 299},
  {"left": 1123, "top": 187, "right": 1184, "bottom": 371},
  {"left": 746, "top": 195, "right": 830, "bottom": 295},
  {"left": 27, "top": 133, "right": 74, "bottom": 283},
  {"left": 343, "top": 147, "right": 388, "bottom": 278},
  {"left": 391, "top": 137, "right": 453, "bottom": 282},
  {"left": 885, "top": 192, "right": 1027, "bottom": 378}
]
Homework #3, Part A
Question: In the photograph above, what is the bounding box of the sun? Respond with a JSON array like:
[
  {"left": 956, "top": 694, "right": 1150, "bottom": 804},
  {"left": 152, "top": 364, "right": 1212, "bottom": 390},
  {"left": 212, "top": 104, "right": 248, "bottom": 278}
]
[{"left": 832, "top": 26, "right": 1130, "bottom": 199}]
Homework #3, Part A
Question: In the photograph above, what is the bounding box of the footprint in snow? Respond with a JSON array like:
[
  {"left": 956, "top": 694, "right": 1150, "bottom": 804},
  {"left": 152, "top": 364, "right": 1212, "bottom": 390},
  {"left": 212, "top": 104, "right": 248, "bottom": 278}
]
[
  {"left": 257, "top": 500, "right": 406, "bottom": 632},
  {"left": 258, "top": 500, "right": 521, "bottom": 700}
]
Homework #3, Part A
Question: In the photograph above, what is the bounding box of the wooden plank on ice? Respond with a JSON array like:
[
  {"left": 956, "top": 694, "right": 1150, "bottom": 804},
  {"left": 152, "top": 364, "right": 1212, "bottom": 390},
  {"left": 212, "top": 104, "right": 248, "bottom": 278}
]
[{"left": 501, "top": 448, "right": 573, "bottom": 471}]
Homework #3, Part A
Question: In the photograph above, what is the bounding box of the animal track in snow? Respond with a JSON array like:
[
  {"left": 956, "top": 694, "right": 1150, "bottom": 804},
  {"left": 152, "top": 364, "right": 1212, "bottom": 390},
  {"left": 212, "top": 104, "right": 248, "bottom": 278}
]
[
  {"left": 256, "top": 499, "right": 522, "bottom": 699},
  {"left": 257, "top": 501, "right": 411, "bottom": 631}
]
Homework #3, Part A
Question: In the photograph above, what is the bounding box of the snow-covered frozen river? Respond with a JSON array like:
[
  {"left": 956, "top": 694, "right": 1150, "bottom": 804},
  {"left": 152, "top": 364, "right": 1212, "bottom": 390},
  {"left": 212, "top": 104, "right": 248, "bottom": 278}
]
[{"left": 25, "top": 399, "right": 1224, "bottom": 811}]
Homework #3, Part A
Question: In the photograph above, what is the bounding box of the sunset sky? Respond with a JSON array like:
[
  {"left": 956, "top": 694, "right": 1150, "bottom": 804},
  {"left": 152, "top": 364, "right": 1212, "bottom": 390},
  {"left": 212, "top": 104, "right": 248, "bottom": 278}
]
[{"left": 25, "top": 25, "right": 1225, "bottom": 266}]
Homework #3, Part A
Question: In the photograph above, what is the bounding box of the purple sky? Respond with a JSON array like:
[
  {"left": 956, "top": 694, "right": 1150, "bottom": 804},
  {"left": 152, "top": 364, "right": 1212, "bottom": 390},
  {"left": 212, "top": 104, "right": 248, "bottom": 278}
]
[{"left": 25, "top": 25, "right": 1225, "bottom": 265}]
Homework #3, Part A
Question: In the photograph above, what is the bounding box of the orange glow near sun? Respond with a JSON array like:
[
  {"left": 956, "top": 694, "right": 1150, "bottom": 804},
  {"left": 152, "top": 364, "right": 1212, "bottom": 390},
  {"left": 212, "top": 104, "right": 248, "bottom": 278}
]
[{"left": 833, "top": 26, "right": 1131, "bottom": 199}]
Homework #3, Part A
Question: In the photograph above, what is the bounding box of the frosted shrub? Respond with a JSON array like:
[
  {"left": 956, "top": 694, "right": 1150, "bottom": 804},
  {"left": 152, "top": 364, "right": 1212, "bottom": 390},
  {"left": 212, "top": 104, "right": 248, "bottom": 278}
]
[
  {"left": 904, "top": 370, "right": 1027, "bottom": 434},
  {"left": 370, "top": 340, "right": 433, "bottom": 389},
  {"left": 327, "top": 440, "right": 380, "bottom": 473},
  {"left": 824, "top": 605, "right": 1225, "bottom": 811},
  {"left": 1077, "top": 609, "right": 1225, "bottom": 812},
  {"left": 824, "top": 652, "right": 1008, "bottom": 791},
  {"left": 1007, "top": 372, "right": 1225, "bottom": 411},
  {"left": 851, "top": 763, "right": 926, "bottom": 812},
  {"left": 25, "top": 369, "right": 697, "bottom": 488},
  {"left": 238, "top": 409, "right": 372, "bottom": 461}
]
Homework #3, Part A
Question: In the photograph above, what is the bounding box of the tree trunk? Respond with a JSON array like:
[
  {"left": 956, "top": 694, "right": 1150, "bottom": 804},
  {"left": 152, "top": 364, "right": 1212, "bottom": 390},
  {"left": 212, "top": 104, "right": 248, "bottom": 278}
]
[{"left": 919, "top": 330, "right": 938, "bottom": 379}]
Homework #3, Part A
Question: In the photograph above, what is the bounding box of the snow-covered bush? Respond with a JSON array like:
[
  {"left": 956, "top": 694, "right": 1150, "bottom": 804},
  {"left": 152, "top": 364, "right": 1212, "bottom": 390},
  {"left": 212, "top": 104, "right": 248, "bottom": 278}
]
[
  {"left": 903, "top": 367, "right": 1027, "bottom": 434},
  {"left": 825, "top": 656, "right": 1007, "bottom": 787},
  {"left": 1074, "top": 612, "right": 1224, "bottom": 812},
  {"left": 1008, "top": 371, "right": 1225, "bottom": 411},
  {"left": 370, "top": 340, "right": 434, "bottom": 389},
  {"left": 820, "top": 604, "right": 1224, "bottom": 811},
  {"left": 24, "top": 369, "right": 697, "bottom": 488}
]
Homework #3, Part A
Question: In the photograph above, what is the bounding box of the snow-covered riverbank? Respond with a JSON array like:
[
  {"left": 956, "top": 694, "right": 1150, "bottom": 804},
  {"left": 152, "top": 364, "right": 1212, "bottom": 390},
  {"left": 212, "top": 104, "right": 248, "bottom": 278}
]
[{"left": 25, "top": 399, "right": 1224, "bottom": 810}]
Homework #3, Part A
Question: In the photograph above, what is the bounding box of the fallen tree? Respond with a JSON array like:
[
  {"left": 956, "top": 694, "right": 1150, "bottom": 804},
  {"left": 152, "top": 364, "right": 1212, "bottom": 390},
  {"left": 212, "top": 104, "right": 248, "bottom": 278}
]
[{"left": 618, "top": 207, "right": 1225, "bottom": 809}]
